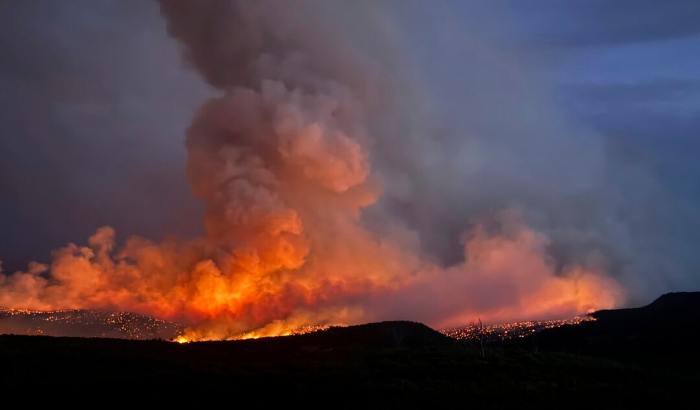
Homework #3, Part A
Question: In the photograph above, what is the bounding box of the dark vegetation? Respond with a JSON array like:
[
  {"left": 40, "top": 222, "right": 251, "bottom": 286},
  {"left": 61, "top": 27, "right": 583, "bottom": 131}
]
[{"left": 2, "top": 292, "right": 699, "bottom": 407}]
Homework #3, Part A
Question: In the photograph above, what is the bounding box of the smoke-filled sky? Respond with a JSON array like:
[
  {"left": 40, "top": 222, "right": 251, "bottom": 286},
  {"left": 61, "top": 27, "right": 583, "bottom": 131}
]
[{"left": 1, "top": 0, "right": 699, "bottom": 339}]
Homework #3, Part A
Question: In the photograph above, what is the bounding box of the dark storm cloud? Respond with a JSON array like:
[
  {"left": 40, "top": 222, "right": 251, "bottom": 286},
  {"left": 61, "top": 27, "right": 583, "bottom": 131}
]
[{"left": 502, "top": 0, "right": 700, "bottom": 47}]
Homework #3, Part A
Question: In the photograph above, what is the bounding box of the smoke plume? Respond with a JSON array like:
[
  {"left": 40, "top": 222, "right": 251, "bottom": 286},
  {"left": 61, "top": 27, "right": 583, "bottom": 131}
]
[{"left": 0, "top": 0, "right": 626, "bottom": 340}]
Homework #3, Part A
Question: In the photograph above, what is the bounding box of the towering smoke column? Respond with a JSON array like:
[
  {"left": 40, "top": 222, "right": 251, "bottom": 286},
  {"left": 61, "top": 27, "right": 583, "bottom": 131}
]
[{"left": 0, "top": 0, "right": 624, "bottom": 340}]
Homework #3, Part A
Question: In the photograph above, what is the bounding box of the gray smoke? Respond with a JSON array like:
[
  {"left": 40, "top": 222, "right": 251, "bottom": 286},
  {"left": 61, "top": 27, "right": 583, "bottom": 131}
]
[{"left": 1, "top": 0, "right": 692, "bottom": 339}]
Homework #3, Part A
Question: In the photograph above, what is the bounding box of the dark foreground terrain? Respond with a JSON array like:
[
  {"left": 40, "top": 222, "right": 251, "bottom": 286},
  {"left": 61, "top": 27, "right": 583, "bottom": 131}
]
[{"left": 2, "top": 292, "right": 699, "bottom": 408}]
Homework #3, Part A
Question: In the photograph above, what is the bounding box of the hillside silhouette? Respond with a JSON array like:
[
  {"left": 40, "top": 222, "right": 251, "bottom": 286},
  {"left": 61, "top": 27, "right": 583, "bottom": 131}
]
[
  {"left": 499, "top": 291, "right": 700, "bottom": 358},
  {"left": 592, "top": 291, "right": 700, "bottom": 329},
  {"left": 2, "top": 294, "right": 699, "bottom": 407}
]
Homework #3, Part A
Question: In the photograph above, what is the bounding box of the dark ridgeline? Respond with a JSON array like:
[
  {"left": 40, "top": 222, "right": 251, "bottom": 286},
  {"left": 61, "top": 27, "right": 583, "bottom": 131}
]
[
  {"left": 499, "top": 291, "right": 700, "bottom": 357},
  {"left": 1, "top": 294, "right": 699, "bottom": 408},
  {"left": 592, "top": 290, "right": 700, "bottom": 328},
  {"left": 276, "top": 320, "right": 457, "bottom": 350}
]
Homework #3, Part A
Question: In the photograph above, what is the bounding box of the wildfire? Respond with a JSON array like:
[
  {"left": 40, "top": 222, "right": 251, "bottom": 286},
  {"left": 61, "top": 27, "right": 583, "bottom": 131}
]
[
  {"left": 174, "top": 335, "right": 190, "bottom": 344},
  {"left": 0, "top": 0, "right": 626, "bottom": 341}
]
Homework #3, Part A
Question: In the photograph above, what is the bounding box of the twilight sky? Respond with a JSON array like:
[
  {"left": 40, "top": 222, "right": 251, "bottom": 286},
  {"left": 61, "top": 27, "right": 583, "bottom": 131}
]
[{"left": 1, "top": 0, "right": 698, "bottom": 338}]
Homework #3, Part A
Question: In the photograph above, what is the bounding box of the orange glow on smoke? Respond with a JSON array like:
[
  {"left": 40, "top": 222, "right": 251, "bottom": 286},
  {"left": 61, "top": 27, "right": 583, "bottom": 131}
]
[
  {"left": 0, "top": 3, "right": 627, "bottom": 339},
  {"left": 0, "top": 208, "right": 625, "bottom": 341}
]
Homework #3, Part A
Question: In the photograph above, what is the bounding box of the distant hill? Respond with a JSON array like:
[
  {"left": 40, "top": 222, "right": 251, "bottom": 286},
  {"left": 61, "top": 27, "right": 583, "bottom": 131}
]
[
  {"left": 276, "top": 320, "right": 456, "bottom": 349},
  {"left": 591, "top": 291, "right": 700, "bottom": 329},
  {"left": 499, "top": 291, "right": 700, "bottom": 357}
]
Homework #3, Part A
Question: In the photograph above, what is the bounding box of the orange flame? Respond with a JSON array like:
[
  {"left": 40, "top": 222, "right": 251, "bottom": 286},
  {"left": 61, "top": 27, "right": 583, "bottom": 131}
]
[{"left": 0, "top": 208, "right": 624, "bottom": 341}]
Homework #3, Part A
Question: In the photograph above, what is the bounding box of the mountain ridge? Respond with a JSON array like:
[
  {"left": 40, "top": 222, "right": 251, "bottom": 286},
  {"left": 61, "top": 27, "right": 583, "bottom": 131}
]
[{"left": 1, "top": 291, "right": 699, "bottom": 406}]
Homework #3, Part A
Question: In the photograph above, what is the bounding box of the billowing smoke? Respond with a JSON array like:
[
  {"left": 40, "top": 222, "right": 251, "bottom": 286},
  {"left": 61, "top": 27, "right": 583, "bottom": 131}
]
[{"left": 0, "top": 0, "right": 626, "bottom": 340}]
